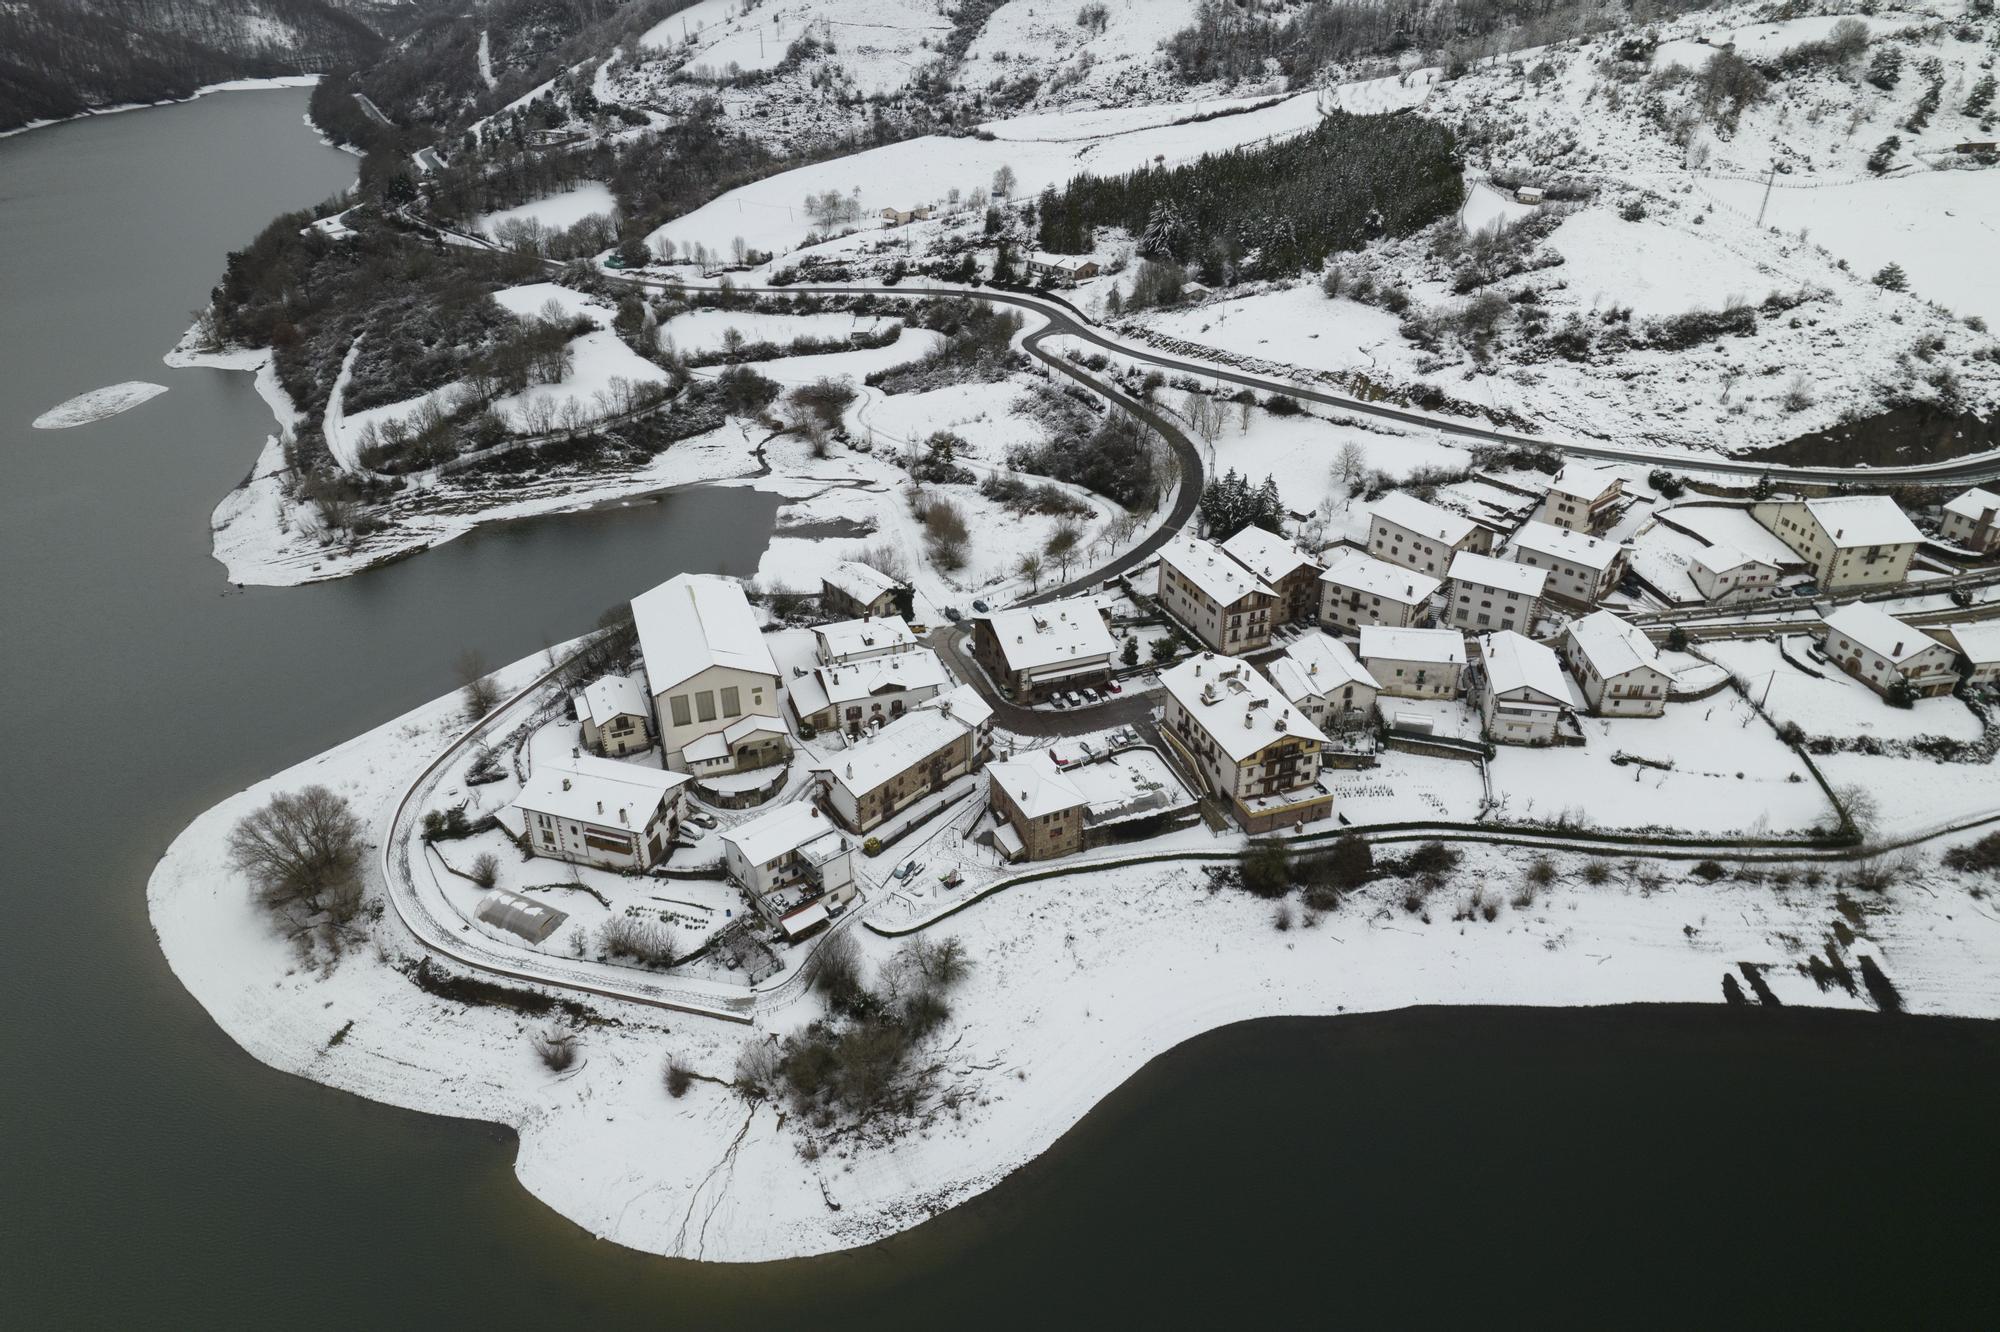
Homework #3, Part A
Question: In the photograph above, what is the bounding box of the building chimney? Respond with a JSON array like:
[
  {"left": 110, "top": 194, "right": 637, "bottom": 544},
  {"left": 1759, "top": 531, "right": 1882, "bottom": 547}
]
[
  {"left": 1892, "top": 641, "right": 1904, "bottom": 658},
  {"left": 596, "top": 800, "right": 604, "bottom": 815},
  {"left": 562, "top": 778, "right": 572, "bottom": 791}
]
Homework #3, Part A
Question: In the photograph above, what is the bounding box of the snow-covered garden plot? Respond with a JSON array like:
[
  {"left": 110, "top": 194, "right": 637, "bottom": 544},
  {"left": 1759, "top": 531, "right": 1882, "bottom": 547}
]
[
  {"left": 1703, "top": 637, "right": 1984, "bottom": 743},
  {"left": 657, "top": 309, "right": 895, "bottom": 357},
  {"left": 1324, "top": 752, "right": 1487, "bottom": 824},
  {"left": 850, "top": 377, "right": 1032, "bottom": 459},
  {"left": 1698, "top": 172, "right": 2000, "bottom": 329},
  {"left": 1487, "top": 690, "right": 1834, "bottom": 834},
  {"left": 1816, "top": 749, "right": 2000, "bottom": 832},
  {"left": 475, "top": 182, "right": 618, "bottom": 239},
  {"left": 1460, "top": 181, "right": 1537, "bottom": 233}
]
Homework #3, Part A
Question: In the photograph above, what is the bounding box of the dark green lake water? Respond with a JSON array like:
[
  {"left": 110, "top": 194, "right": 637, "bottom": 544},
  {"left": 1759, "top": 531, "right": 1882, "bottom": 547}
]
[{"left": 2, "top": 90, "right": 1995, "bottom": 1330}]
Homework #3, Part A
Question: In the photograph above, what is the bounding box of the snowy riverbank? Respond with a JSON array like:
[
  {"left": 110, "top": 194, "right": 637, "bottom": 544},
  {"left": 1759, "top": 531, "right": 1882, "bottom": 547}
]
[
  {"left": 0, "top": 76, "right": 321, "bottom": 141},
  {"left": 148, "top": 642, "right": 2000, "bottom": 1263}
]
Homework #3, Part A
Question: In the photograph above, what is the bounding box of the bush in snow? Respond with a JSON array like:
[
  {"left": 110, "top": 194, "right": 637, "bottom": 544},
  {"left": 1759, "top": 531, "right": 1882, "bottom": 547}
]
[{"left": 1871, "top": 263, "right": 1909, "bottom": 292}]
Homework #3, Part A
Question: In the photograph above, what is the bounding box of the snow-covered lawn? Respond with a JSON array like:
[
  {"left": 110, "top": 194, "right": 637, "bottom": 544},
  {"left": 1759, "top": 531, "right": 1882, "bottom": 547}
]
[
  {"left": 476, "top": 182, "right": 619, "bottom": 238},
  {"left": 1704, "top": 637, "right": 1985, "bottom": 743},
  {"left": 1548, "top": 210, "right": 1782, "bottom": 317},
  {"left": 1460, "top": 181, "right": 1538, "bottom": 233},
  {"left": 1145, "top": 284, "right": 1406, "bottom": 375},
  {"left": 692, "top": 331, "right": 942, "bottom": 389}
]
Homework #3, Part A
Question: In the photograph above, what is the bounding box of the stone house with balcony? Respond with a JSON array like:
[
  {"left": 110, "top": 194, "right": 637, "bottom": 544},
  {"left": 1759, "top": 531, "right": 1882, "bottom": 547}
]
[
  {"left": 1159, "top": 655, "right": 1332, "bottom": 833},
  {"left": 1561, "top": 611, "right": 1670, "bottom": 717},
  {"left": 1752, "top": 496, "right": 1921, "bottom": 592},
  {"left": 1157, "top": 534, "right": 1277, "bottom": 655},
  {"left": 1368, "top": 492, "right": 1494, "bottom": 577}
]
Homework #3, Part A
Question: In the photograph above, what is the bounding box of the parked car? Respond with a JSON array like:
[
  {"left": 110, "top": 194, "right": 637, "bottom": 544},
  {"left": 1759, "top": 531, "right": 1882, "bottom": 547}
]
[
  {"left": 679, "top": 825, "right": 706, "bottom": 843},
  {"left": 1103, "top": 679, "right": 1123, "bottom": 694},
  {"left": 1050, "top": 693, "right": 1068, "bottom": 709},
  {"left": 893, "top": 860, "right": 924, "bottom": 881},
  {"left": 1064, "top": 691, "right": 1084, "bottom": 708},
  {"left": 1080, "top": 687, "right": 1100, "bottom": 704},
  {"left": 972, "top": 598, "right": 990, "bottom": 613},
  {"left": 687, "top": 810, "right": 718, "bottom": 829},
  {"left": 943, "top": 606, "right": 964, "bottom": 622}
]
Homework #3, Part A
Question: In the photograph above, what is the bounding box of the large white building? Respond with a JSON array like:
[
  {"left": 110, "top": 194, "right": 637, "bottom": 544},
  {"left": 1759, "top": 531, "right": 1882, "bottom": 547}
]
[
  {"left": 1561, "top": 610, "right": 1670, "bottom": 717},
  {"left": 970, "top": 597, "right": 1118, "bottom": 702},
  {"left": 1157, "top": 534, "right": 1277, "bottom": 654},
  {"left": 1821, "top": 603, "right": 1960, "bottom": 699},
  {"left": 820, "top": 705, "right": 984, "bottom": 833},
  {"left": 1319, "top": 551, "right": 1440, "bottom": 632},
  {"left": 1477, "top": 630, "right": 1581, "bottom": 745},
  {"left": 1536, "top": 464, "right": 1623, "bottom": 533},
  {"left": 1358, "top": 626, "right": 1467, "bottom": 699},
  {"left": 1267, "top": 633, "right": 1379, "bottom": 732},
  {"left": 720, "top": 801, "right": 858, "bottom": 928},
  {"left": 633, "top": 574, "right": 783, "bottom": 771},
  {"left": 1508, "top": 520, "right": 1629, "bottom": 606},
  {"left": 1367, "top": 492, "right": 1493, "bottom": 576},
  {"left": 788, "top": 646, "right": 951, "bottom": 737},
  {"left": 512, "top": 752, "right": 690, "bottom": 872},
  {"left": 814, "top": 615, "right": 918, "bottom": 665},
  {"left": 1940, "top": 487, "right": 2000, "bottom": 554},
  {"left": 1445, "top": 550, "right": 1546, "bottom": 634},
  {"left": 1753, "top": 496, "right": 1922, "bottom": 591},
  {"left": 1159, "top": 655, "right": 1332, "bottom": 833}
]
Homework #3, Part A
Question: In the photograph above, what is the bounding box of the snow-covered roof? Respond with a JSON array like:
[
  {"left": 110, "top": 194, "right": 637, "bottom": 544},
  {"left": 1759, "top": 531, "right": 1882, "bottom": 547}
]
[
  {"left": 987, "top": 756, "right": 1088, "bottom": 819},
  {"left": 1564, "top": 610, "right": 1662, "bottom": 680},
  {"left": 1802, "top": 495, "right": 1923, "bottom": 548},
  {"left": 1480, "top": 631, "right": 1579, "bottom": 707},
  {"left": 1370, "top": 492, "right": 1477, "bottom": 546},
  {"left": 1160, "top": 534, "right": 1276, "bottom": 607},
  {"left": 475, "top": 889, "right": 566, "bottom": 943},
  {"left": 513, "top": 752, "right": 688, "bottom": 829},
  {"left": 1319, "top": 550, "right": 1441, "bottom": 605},
  {"left": 981, "top": 597, "right": 1116, "bottom": 673},
  {"left": 724, "top": 800, "right": 849, "bottom": 869},
  {"left": 1159, "top": 655, "right": 1329, "bottom": 762},
  {"left": 821, "top": 560, "right": 903, "bottom": 604},
  {"left": 1510, "top": 519, "right": 1624, "bottom": 572},
  {"left": 1358, "top": 626, "right": 1467, "bottom": 666},
  {"left": 1943, "top": 487, "right": 2000, "bottom": 523},
  {"left": 1220, "top": 524, "right": 1320, "bottom": 585},
  {"left": 815, "top": 615, "right": 917, "bottom": 662},
  {"left": 931, "top": 682, "right": 993, "bottom": 731},
  {"left": 575, "top": 672, "right": 649, "bottom": 727},
  {"left": 632, "top": 573, "right": 778, "bottom": 694},
  {"left": 1547, "top": 463, "right": 1621, "bottom": 501},
  {"left": 683, "top": 713, "right": 787, "bottom": 763},
  {"left": 791, "top": 648, "right": 950, "bottom": 715},
  {"left": 1448, "top": 549, "right": 1547, "bottom": 598},
  {"left": 1028, "top": 250, "right": 1095, "bottom": 271},
  {"left": 1947, "top": 621, "right": 2000, "bottom": 666},
  {"left": 827, "top": 709, "right": 969, "bottom": 796},
  {"left": 1693, "top": 543, "right": 1775, "bottom": 575},
  {"left": 1823, "top": 603, "right": 1943, "bottom": 665},
  {"left": 1276, "top": 633, "right": 1379, "bottom": 701}
]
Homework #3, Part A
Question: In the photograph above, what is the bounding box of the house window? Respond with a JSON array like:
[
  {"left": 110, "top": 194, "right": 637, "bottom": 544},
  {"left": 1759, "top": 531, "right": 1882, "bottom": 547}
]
[
  {"left": 669, "top": 695, "right": 692, "bottom": 727},
  {"left": 721, "top": 686, "right": 741, "bottom": 717},
  {"left": 696, "top": 691, "right": 717, "bottom": 723}
]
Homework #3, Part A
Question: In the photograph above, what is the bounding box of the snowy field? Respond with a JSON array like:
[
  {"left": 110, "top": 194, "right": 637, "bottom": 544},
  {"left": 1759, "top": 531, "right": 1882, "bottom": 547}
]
[
  {"left": 1145, "top": 285, "right": 1406, "bottom": 375},
  {"left": 1704, "top": 638, "right": 1985, "bottom": 743},
  {"left": 30, "top": 380, "right": 167, "bottom": 429},
  {"left": 657, "top": 309, "right": 896, "bottom": 355},
  {"left": 1547, "top": 210, "right": 1781, "bottom": 317},
  {"left": 642, "top": 0, "right": 947, "bottom": 91},
  {"left": 1202, "top": 402, "right": 1471, "bottom": 516},
  {"left": 1699, "top": 172, "right": 2000, "bottom": 328},
  {"left": 149, "top": 640, "right": 2000, "bottom": 1262},
  {"left": 1653, "top": 14, "right": 1913, "bottom": 70},
  {"left": 960, "top": 0, "right": 1200, "bottom": 105},
  {"left": 476, "top": 181, "right": 618, "bottom": 238}
]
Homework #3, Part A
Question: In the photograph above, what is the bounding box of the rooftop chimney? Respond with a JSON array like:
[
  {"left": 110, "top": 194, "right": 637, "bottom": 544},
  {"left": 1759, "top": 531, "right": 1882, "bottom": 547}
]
[{"left": 561, "top": 778, "right": 572, "bottom": 791}]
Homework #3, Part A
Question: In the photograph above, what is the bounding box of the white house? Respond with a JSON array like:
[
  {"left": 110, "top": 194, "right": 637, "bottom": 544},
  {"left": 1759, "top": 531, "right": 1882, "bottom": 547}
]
[
  {"left": 572, "top": 673, "right": 652, "bottom": 757},
  {"left": 512, "top": 752, "right": 690, "bottom": 873},
  {"left": 815, "top": 615, "right": 918, "bottom": 665},
  {"left": 789, "top": 646, "right": 950, "bottom": 737},
  {"left": 1561, "top": 610, "right": 1670, "bottom": 717},
  {"left": 1943, "top": 622, "right": 2000, "bottom": 689},
  {"left": 1220, "top": 524, "right": 1324, "bottom": 627},
  {"left": 970, "top": 596, "right": 1118, "bottom": 702},
  {"left": 1445, "top": 550, "right": 1546, "bottom": 634},
  {"left": 720, "top": 801, "right": 858, "bottom": 923},
  {"left": 633, "top": 573, "right": 783, "bottom": 771},
  {"left": 1319, "top": 550, "right": 1441, "bottom": 633},
  {"left": 985, "top": 757, "right": 1090, "bottom": 862},
  {"left": 820, "top": 561, "right": 906, "bottom": 619},
  {"left": 1368, "top": 492, "right": 1493, "bottom": 576},
  {"left": 1157, "top": 534, "right": 1278, "bottom": 654},
  {"left": 1158, "top": 655, "right": 1331, "bottom": 833},
  {"left": 820, "top": 705, "right": 983, "bottom": 833},
  {"left": 1358, "top": 626, "right": 1467, "bottom": 699},
  {"left": 1753, "top": 496, "right": 1922, "bottom": 591},
  {"left": 1689, "top": 545, "right": 1780, "bottom": 603},
  {"left": 1508, "top": 520, "right": 1630, "bottom": 606},
  {"left": 1477, "top": 630, "right": 1581, "bottom": 745},
  {"left": 1940, "top": 487, "right": 2000, "bottom": 553},
  {"left": 1025, "top": 251, "right": 1100, "bottom": 285},
  {"left": 1267, "top": 632, "right": 1379, "bottom": 732},
  {"left": 1536, "top": 464, "right": 1623, "bottom": 533},
  {"left": 1821, "top": 603, "right": 1960, "bottom": 699}
]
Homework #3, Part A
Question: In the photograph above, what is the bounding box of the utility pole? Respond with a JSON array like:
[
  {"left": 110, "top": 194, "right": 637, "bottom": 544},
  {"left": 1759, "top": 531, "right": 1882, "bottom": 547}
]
[{"left": 1755, "top": 164, "right": 1777, "bottom": 227}]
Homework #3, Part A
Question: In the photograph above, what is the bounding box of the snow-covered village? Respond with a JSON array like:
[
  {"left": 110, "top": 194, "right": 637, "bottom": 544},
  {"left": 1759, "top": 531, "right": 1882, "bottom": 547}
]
[{"left": 10, "top": 0, "right": 2000, "bottom": 1323}]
